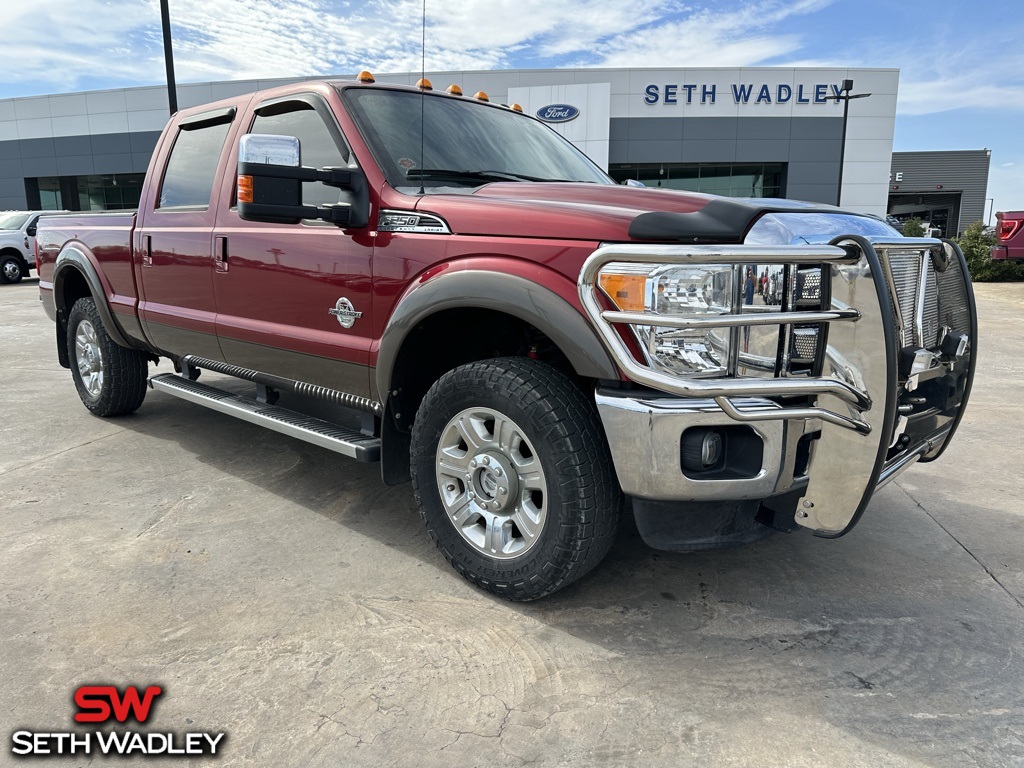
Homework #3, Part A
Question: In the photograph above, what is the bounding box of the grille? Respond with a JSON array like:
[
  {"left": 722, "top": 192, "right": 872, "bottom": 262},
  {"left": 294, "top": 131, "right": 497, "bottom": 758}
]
[
  {"left": 887, "top": 250, "right": 921, "bottom": 346},
  {"left": 921, "top": 260, "right": 940, "bottom": 348},
  {"left": 936, "top": 251, "right": 971, "bottom": 337},
  {"left": 884, "top": 250, "right": 942, "bottom": 349}
]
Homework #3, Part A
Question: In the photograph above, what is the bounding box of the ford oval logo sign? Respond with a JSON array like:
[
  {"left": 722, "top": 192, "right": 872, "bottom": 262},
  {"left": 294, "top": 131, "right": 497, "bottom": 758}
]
[{"left": 536, "top": 104, "right": 580, "bottom": 123}]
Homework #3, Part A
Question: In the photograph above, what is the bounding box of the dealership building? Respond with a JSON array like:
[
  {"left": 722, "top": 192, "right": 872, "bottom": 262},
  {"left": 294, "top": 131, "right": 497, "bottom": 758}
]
[{"left": 0, "top": 66, "right": 990, "bottom": 231}]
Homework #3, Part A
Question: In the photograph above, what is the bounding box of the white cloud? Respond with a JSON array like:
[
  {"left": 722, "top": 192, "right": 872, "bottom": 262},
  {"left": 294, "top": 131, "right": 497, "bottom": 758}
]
[
  {"left": 2, "top": 0, "right": 839, "bottom": 96},
  {"left": 593, "top": 0, "right": 832, "bottom": 68},
  {"left": 0, "top": 1, "right": 165, "bottom": 94}
]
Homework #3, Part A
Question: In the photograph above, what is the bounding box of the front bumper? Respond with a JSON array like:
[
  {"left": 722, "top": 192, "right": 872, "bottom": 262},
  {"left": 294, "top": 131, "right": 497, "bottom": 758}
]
[{"left": 582, "top": 236, "right": 976, "bottom": 536}]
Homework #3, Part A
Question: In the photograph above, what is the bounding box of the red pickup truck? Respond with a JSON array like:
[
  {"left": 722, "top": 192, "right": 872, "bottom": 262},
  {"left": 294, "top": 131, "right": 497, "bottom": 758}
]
[
  {"left": 992, "top": 210, "right": 1024, "bottom": 263},
  {"left": 36, "top": 76, "right": 977, "bottom": 600}
]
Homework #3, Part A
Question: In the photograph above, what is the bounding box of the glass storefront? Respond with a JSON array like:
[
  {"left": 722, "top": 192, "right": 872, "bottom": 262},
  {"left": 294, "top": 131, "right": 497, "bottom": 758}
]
[
  {"left": 28, "top": 174, "right": 145, "bottom": 211},
  {"left": 609, "top": 163, "right": 785, "bottom": 199},
  {"left": 77, "top": 174, "right": 144, "bottom": 210}
]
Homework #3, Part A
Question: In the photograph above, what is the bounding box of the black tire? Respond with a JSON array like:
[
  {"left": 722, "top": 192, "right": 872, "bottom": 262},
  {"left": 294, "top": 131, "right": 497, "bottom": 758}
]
[
  {"left": 67, "top": 297, "right": 148, "bottom": 416},
  {"left": 410, "top": 357, "right": 621, "bottom": 601},
  {"left": 1, "top": 255, "right": 23, "bottom": 284}
]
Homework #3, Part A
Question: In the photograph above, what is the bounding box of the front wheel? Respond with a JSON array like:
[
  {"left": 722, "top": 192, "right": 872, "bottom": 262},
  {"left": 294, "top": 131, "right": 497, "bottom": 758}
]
[
  {"left": 1, "top": 255, "right": 24, "bottom": 283},
  {"left": 67, "top": 298, "right": 148, "bottom": 416},
  {"left": 410, "top": 357, "right": 621, "bottom": 601}
]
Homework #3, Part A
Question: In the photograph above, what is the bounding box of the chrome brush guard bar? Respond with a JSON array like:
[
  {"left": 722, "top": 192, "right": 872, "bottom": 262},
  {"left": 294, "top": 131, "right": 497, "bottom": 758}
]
[{"left": 579, "top": 235, "right": 976, "bottom": 535}]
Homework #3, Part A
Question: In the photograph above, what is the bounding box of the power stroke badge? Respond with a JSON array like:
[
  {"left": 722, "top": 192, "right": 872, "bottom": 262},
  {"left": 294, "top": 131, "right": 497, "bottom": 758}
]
[{"left": 328, "top": 297, "right": 362, "bottom": 328}]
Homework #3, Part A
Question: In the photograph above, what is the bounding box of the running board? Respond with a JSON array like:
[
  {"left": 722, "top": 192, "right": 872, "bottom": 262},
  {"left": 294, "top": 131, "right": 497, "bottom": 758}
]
[{"left": 149, "top": 373, "right": 381, "bottom": 463}]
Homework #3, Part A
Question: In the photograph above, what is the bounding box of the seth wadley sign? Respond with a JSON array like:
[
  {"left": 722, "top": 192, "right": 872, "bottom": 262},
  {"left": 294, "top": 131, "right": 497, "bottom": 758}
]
[{"left": 643, "top": 82, "right": 849, "bottom": 106}]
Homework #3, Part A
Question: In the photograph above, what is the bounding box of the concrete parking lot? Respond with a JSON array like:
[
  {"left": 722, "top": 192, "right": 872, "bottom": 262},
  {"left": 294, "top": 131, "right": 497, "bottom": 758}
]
[{"left": 2, "top": 278, "right": 1022, "bottom": 767}]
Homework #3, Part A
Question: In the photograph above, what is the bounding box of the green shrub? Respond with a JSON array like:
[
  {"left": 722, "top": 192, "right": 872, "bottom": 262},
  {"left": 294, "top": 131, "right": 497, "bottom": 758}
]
[
  {"left": 902, "top": 217, "right": 925, "bottom": 237},
  {"left": 955, "top": 220, "right": 1024, "bottom": 282}
]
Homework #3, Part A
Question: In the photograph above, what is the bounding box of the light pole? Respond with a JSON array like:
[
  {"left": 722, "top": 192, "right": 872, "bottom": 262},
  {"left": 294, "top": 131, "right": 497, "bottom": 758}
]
[
  {"left": 160, "top": 0, "right": 178, "bottom": 115},
  {"left": 834, "top": 78, "right": 871, "bottom": 207}
]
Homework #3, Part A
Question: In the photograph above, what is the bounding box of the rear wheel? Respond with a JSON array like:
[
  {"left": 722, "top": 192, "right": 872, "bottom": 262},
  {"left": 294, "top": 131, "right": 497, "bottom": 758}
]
[
  {"left": 1, "top": 255, "right": 23, "bottom": 284},
  {"left": 67, "top": 298, "right": 148, "bottom": 416},
  {"left": 410, "top": 357, "right": 621, "bottom": 601}
]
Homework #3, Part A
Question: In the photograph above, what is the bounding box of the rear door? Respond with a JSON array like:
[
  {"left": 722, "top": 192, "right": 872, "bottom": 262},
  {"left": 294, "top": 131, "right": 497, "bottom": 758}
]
[
  {"left": 211, "top": 93, "right": 374, "bottom": 396},
  {"left": 136, "top": 106, "right": 240, "bottom": 359}
]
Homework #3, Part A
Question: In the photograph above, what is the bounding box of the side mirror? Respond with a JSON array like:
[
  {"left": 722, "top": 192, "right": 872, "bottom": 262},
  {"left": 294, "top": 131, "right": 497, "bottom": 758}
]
[
  {"left": 26, "top": 226, "right": 37, "bottom": 237},
  {"left": 236, "top": 134, "right": 369, "bottom": 228}
]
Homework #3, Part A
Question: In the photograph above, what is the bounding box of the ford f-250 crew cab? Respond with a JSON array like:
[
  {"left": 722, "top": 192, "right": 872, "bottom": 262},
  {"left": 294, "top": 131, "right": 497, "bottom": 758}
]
[{"left": 36, "top": 75, "right": 977, "bottom": 600}]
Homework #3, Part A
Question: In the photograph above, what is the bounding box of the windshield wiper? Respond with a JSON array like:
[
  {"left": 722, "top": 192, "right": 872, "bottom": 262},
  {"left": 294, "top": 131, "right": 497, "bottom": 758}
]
[{"left": 405, "top": 169, "right": 569, "bottom": 184}]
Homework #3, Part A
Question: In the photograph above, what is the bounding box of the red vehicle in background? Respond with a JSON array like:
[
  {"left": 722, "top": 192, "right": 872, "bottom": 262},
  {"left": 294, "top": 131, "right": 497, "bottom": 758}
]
[{"left": 992, "top": 211, "right": 1024, "bottom": 263}]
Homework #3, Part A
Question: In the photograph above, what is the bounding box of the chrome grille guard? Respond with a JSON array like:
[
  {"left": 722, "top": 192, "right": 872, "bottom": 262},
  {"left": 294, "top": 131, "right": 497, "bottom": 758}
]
[{"left": 578, "top": 235, "right": 976, "bottom": 536}]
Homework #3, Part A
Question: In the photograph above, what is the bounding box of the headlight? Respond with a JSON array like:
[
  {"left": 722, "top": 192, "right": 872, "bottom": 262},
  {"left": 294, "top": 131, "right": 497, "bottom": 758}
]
[{"left": 598, "top": 263, "right": 734, "bottom": 378}]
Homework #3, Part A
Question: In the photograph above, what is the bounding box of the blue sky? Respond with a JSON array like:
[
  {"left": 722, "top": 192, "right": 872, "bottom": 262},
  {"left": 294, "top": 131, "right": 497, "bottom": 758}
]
[{"left": 4, "top": 0, "right": 1022, "bottom": 216}]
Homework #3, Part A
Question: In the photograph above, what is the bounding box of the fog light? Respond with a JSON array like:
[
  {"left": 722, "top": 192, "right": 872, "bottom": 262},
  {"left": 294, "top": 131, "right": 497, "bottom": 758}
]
[
  {"left": 701, "top": 431, "right": 723, "bottom": 466},
  {"left": 680, "top": 425, "right": 764, "bottom": 480},
  {"left": 682, "top": 428, "right": 725, "bottom": 472}
]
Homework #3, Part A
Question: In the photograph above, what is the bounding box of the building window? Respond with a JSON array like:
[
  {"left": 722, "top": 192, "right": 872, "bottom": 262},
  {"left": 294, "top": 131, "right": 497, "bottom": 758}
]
[
  {"left": 27, "top": 174, "right": 145, "bottom": 211},
  {"left": 609, "top": 163, "right": 785, "bottom": 198},
  {"left": 78, "top": 174, "right": 145, "bottom": 210},
  {"left": 36, "top": 177, "right": 63, "bottom": 209}
]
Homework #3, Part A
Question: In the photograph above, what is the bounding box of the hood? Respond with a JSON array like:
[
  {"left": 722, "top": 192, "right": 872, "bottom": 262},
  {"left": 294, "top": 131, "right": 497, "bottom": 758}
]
[{"left": 410, "top": 183, "right": 843, "bottom": 244}]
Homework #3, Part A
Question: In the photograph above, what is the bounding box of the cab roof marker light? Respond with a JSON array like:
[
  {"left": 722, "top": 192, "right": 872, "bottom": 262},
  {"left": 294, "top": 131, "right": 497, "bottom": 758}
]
[
  {"left": 357, "top": 70, "right": 375, "bottom": 83},
  {"left": 416, "top": 78, "right": 433, "bottom": 91},
  {"left": 446, "top": 84, "right": 463, "bottom": 95},
  {"left": 473, "top": 91, "right": 489, "bottom": 102},
  {"left": 509, "top": 103, "right": 523, "bottom": 112}
]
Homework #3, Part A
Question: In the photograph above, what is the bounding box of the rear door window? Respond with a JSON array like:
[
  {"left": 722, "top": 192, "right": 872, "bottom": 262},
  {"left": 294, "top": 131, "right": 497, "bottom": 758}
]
[{"left": 158, "top": 115, "right": 233, "bottom": 209}]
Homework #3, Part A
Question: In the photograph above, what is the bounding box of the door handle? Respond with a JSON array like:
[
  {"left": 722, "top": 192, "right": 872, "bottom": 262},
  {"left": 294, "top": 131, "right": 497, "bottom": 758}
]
[
  {"left": 141, "top": 235, "right": 152, "bottom": 267},
  {"left": 214, "top": 235, "right": 228, "bottom": 273}
]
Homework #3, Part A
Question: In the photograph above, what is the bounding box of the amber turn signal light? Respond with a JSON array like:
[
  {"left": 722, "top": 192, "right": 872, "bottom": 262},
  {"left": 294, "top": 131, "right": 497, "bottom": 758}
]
[
  {"left": 598, "top": 272, "right": 647, "bottom": 312},
  {"left": 237, "top": 175, "right": 254, "bottom": 204}
]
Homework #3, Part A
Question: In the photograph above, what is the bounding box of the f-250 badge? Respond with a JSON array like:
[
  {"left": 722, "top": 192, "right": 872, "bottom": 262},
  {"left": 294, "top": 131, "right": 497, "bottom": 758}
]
[{"left": 328, "top": 297, "right": 362, "bottom": 329}]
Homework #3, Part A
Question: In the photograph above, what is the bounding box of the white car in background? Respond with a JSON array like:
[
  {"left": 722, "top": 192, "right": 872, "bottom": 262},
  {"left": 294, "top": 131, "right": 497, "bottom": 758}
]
[{"left": 0, "top": 211, "right": 68, "bottom": 284}]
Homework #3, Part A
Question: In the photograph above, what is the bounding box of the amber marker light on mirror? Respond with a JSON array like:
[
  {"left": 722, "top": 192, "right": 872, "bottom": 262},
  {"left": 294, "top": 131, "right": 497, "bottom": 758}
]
[
  {"left": 598, "top": 272, "right": 647, "bottom": 312},
  {"left": 446, "top": 84, "right": 463, "bottom": 95},
  {"left": 237, "top": 175, "right": 254, "bottom": 204},
  {"left": 357, "top": 70, "right": 376, "bottom": 83}
]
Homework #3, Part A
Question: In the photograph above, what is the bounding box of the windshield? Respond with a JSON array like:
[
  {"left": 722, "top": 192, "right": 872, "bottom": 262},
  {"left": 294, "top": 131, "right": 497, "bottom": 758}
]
[
  {"left": 341, "top": 87, "right": 613, "bottom": 191},
  {"left": 0, "top": 213, "right": 30, "bottom": 230}
]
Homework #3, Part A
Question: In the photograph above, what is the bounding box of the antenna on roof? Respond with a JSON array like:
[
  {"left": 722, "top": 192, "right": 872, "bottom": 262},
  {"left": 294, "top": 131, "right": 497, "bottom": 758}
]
[{"left": 417, "top": 0, "right": 426, "bottom": 196}]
